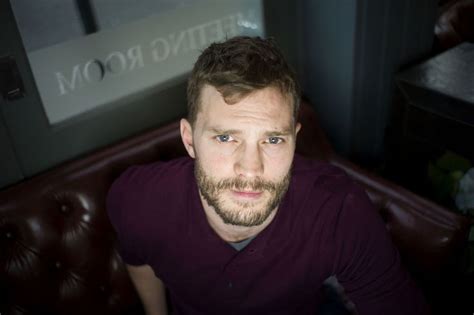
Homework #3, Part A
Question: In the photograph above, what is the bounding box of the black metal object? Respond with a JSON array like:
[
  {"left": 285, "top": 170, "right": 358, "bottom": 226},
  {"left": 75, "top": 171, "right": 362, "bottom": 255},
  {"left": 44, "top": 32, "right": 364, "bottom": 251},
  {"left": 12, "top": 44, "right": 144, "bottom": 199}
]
[
  {"left": 75, "top": 0, "right": 98, "bottom": 34},
  {"left": 0, "top": 56, "right": 25, "bottom": 101}
]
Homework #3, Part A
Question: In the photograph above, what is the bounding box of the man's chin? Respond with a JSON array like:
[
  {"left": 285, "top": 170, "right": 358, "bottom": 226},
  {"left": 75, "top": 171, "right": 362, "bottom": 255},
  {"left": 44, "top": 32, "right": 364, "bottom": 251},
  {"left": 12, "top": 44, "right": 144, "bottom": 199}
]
[{"left": 214, "top": 202, "right": 275, "bottom": 227}]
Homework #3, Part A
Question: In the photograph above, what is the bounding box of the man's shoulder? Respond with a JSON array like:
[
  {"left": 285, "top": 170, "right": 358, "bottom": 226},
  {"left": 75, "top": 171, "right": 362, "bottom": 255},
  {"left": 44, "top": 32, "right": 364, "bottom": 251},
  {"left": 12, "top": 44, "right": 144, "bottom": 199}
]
[
  {"left": 106, "top": 157, "right": 194, "bottom": 264},
  {"left": 289, "top": 155, "right": 368, "bottom": 227},
  {"left": 107, "top": 156, "right": 194, "bottom": 213},
  {"left": 111, "top": 156, "right": 193, "bottom": 192},
  {"left": 292, "top": 154, "right": 354, "bottom": 194},
  {"left": 290, "top": 155, "right": 380, "bottom": 249}
]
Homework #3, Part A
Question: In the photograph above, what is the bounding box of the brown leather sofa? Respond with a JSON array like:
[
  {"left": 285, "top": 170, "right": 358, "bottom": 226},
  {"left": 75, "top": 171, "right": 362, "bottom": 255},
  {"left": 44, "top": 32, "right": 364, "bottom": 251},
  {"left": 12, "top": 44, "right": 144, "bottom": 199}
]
[
  {"left": 1, "top": 101, "right": 471, "bottom": 315},
  {"left": 435, "top": 0, "right": 474, "bottom": 52}
]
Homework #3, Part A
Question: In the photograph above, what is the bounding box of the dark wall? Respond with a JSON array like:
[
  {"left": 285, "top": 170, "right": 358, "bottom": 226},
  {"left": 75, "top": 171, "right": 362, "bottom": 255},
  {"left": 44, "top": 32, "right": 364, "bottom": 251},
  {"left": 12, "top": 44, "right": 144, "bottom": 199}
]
[{"left": 301, "top": 0, "right": 437, "bottom": 164}]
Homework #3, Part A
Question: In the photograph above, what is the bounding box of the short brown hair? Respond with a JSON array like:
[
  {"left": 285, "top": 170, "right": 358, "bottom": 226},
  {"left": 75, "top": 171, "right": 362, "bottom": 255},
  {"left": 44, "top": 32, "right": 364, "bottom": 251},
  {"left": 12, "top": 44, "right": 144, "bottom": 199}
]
[{"left": 187, "top": 36, "right": 300, "bottom": 125}]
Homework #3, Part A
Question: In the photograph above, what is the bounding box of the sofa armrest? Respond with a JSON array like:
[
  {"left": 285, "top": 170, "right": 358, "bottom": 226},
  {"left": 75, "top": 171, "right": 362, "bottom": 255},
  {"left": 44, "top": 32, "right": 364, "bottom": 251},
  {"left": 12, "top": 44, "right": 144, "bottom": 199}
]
[{"left": 329, "top": 155, "right": 472, "bottom": 279}]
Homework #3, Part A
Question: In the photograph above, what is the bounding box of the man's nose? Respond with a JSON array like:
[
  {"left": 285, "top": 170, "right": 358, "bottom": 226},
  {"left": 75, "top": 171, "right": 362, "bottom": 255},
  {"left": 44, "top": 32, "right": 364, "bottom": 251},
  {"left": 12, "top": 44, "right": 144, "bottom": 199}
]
[{"left": 234, "top": 143, "right": 264, "bottom": 178}]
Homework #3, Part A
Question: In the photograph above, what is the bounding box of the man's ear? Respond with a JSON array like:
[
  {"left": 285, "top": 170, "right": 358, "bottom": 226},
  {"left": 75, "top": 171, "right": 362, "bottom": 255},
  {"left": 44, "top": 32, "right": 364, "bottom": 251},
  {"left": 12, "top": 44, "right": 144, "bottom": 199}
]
[
  {"left": 180, "top": 118, "right": 195, "bottom": 158},
  {"left": 295, "top": 122, "right": 302, "bottom": 136}
]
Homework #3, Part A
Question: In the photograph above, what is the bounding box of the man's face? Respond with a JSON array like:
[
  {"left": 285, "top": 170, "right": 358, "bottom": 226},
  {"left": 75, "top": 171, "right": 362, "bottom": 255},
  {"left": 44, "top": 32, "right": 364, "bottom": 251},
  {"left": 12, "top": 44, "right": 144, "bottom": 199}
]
[{"left": 181, "top": 85, "right": 300, "bottom": 227}]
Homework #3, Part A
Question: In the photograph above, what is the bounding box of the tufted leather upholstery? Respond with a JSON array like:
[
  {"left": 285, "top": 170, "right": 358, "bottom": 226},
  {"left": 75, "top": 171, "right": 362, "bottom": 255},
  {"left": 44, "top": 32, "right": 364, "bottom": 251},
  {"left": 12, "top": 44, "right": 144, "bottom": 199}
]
[
  {"left": 435, "top": 0, "right": 474, "bottom": 52},
  {"left": 0, "top": 102, "right": 471, "bottom": 314}
]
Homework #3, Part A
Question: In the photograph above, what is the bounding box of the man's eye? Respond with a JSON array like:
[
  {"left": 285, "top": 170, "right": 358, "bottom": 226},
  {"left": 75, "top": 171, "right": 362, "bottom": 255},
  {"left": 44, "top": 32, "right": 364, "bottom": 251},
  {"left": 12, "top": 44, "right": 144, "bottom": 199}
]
[
  {"left": 216, "top": 134, "right": 233, "bottom": 142},
  {"left": 268, "top": 137, "right": 283, "bottom": 144}
]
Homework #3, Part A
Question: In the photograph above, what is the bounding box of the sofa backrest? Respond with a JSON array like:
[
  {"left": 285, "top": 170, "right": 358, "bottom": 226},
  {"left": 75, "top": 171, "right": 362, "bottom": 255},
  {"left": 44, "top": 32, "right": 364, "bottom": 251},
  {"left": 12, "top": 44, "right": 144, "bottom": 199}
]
[
  {"left": 0, "top": 121, "right": 190, "bottom": 315},
  {"left": 0, "top": 102, "right": 470, "bottom": 315}
]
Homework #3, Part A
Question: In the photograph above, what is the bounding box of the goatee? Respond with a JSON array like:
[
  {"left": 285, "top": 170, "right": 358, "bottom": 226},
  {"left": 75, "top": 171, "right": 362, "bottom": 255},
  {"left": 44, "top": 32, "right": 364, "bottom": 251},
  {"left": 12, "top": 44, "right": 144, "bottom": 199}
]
[{"left": 194, "top": 161, "right": 291, "bottom": 227}]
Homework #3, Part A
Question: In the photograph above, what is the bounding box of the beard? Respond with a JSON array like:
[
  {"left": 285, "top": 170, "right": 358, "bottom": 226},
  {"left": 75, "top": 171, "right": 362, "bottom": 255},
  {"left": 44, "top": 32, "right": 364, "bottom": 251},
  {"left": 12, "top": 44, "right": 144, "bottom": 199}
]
[{"left": 194, "top": 160, "right": 291, "bottom": 227}]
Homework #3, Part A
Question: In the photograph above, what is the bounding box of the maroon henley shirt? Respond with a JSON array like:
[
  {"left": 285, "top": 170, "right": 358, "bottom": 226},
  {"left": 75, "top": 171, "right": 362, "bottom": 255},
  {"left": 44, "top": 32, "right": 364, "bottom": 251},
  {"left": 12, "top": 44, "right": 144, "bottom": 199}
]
[{"left": 107, "top": 155, "right": 429, "bottom": 314}]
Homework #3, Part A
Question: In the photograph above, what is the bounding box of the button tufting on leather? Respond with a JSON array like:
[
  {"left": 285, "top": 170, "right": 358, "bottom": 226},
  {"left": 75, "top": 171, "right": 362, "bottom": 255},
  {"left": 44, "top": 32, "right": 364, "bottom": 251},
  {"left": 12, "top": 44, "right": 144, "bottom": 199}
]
[
  {"left": 55, "top": 261, "right": 62, "bottom": 269},
  {"left": 5, "top": 231, "right": 13, "bottom": 239},
  {"left": 60, "top": 204, "right": 69, "bottom": 213}
]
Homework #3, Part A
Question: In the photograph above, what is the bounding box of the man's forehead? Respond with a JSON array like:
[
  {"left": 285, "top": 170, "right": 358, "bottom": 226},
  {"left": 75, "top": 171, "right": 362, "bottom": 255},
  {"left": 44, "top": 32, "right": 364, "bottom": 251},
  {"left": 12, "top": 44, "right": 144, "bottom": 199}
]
[{"left": 198, "top": 85, "right": 292, "bottom": 115}]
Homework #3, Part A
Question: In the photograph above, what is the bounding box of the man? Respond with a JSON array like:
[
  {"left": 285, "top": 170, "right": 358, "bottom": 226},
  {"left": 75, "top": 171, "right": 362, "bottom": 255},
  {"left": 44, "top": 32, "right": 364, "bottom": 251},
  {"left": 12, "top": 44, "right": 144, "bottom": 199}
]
[{"left": 107, "top": 36, "right": 429, "bottom": 315}]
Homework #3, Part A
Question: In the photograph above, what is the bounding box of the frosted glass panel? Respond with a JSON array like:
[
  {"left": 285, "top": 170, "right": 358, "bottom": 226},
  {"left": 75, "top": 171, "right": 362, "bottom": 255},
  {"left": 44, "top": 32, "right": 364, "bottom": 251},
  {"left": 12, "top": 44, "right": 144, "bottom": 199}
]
[{"left": 11, "top": 0, "right": 264, "bottom": 125}]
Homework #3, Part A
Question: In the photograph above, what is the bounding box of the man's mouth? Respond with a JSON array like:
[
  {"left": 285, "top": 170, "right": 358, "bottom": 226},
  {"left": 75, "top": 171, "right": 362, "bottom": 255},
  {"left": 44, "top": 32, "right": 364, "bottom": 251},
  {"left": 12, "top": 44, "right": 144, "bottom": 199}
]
[{"left": 231, "top": 190, "right": 264, "bottom": 199}]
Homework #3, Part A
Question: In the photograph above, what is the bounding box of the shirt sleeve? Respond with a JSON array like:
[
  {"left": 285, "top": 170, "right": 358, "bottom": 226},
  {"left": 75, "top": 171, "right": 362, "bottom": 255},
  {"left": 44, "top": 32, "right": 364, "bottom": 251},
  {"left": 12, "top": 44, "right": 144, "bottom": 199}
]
[
  {"left": 106, "top": 167, "right": 148, "bottom": 266},
  {"left": 331, "top": 185, "right": 430, "bottom": 315}
]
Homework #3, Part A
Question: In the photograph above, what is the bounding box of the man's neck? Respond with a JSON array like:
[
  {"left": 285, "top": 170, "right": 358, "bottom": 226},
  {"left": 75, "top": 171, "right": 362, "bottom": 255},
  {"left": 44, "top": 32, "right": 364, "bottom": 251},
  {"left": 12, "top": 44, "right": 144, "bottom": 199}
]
[{"left": 199, "top": 194, "right": 278, "bottom": 243}]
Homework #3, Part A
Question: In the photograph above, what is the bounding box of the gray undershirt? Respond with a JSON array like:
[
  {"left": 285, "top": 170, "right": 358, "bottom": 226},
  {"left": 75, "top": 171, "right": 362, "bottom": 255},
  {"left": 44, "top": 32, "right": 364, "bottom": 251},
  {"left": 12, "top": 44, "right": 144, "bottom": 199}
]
[{"left": 228, "top": 235, "right": 256, "bottom": 251}]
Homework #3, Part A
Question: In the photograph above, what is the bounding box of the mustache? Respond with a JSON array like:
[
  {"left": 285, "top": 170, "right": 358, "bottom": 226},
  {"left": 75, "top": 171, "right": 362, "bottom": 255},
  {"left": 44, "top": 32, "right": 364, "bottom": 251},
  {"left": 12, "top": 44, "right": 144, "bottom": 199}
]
[
  {"left": 194, "top": 162, "right": 292, "bottom": 197},
  {"left": 195, "top": 166, "right": 279, "bottom": 193},
  {"left": 211, "top": 177, "right": 278, "bottom": 192}
]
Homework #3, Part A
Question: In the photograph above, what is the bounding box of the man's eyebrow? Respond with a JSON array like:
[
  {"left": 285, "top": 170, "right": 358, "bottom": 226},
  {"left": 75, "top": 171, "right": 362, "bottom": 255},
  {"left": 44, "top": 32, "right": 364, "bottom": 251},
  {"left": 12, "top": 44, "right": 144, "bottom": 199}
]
[
  {"left": 206, "top": 127, "right": 242, "bottom": 135},
  {"left": 264, "top": 128, "right": 293, "bottom": 137},
  {"left": 206, "top": 126, "right": 293, "bottom": 136}
]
